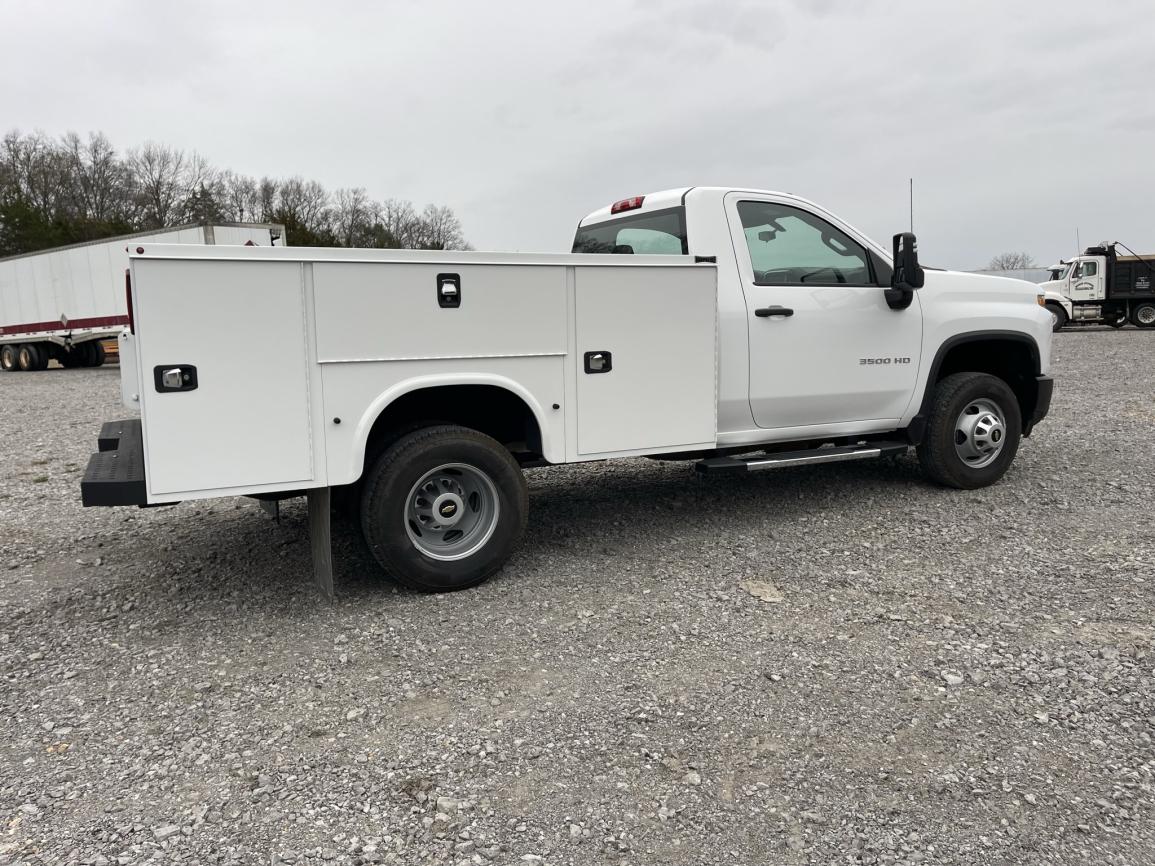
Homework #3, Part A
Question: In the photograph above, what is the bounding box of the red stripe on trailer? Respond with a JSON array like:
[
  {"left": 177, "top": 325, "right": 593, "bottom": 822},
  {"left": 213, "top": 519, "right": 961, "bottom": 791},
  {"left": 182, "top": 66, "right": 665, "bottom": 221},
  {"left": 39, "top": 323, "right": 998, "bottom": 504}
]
[{"left": 0, "top": 315, "right": 130, "bottom": 337}]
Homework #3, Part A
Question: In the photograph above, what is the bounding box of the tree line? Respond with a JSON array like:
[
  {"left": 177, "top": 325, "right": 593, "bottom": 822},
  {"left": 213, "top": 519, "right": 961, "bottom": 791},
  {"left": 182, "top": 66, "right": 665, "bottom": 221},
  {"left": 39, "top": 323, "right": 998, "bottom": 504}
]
[
  {"left": 987, "top": 252, "right": 1036, "bottom": 270},
  {"left": 0, "top": 130, "right": 468, "bottom": 257}
]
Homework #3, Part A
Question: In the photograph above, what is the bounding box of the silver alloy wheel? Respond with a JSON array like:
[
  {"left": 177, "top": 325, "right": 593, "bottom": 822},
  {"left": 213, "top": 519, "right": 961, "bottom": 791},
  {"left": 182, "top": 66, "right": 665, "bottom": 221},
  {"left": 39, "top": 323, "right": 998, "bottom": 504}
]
[
  {"left": 404, "top": 463, "right": 500, "bottom": 561},
  {"left": 954, "top": 398, "right": 1007, "bottom": 469},
  {"left": 1137, "top": 305, "right": 1155, "bottom": 326}
]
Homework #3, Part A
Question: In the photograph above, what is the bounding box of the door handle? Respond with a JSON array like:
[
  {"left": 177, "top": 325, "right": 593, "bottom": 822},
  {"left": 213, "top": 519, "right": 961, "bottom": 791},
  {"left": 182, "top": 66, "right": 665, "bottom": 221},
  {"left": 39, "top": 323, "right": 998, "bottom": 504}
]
[
  {"left": 153, "top": 364, "right": 198, "bottom": 392},
  {"left": 755, "top": 306, "right": 794, "bottom": 318},
  {"left": 583, "top": 351, "right": 612, "bottom": 373}
]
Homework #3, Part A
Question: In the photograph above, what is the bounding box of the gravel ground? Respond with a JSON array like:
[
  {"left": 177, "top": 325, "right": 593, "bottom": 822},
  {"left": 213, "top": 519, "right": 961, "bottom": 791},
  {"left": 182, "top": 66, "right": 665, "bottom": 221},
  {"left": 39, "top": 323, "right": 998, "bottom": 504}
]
[{"left": 2, "top": 330, "right": 1154, "bottom": 866}]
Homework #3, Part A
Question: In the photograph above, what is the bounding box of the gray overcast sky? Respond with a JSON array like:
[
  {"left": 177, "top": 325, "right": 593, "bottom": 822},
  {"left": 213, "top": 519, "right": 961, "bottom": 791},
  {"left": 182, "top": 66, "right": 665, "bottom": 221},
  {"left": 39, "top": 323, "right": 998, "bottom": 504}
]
[{"left": 3, "top": 0, "right": 1153, "bottom": 268}]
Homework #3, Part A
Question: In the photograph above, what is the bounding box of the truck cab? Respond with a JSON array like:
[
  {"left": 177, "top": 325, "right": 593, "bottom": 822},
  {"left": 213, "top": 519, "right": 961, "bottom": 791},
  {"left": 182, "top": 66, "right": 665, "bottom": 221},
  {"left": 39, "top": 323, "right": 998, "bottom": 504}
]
[{"left": 575, "top": 187, "right": 1053, "bottom": 447}]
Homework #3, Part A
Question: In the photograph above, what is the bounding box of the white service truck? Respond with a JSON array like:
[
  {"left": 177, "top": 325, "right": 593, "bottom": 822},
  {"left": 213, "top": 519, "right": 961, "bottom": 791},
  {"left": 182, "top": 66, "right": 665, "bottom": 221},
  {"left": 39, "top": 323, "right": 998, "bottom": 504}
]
[
  {"left": 0, "top": 223, "right": 285, "bottom": 372},
  {"left": 80, "top": 187, "right": 1054, "bottom": 597},
  {"left": 1040, "top": 243, "right": 1155, "bottom": 330}
]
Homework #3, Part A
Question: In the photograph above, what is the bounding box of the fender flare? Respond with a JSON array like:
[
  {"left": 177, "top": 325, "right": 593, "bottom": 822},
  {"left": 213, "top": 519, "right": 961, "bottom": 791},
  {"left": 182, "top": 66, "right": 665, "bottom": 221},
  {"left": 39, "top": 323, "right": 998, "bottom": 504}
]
[
  {"left": 347, "top": 372, "right": 555, "bottom": 481},
  {"left": 907, "top": 330, "right": 1042, "bottom": 441}
]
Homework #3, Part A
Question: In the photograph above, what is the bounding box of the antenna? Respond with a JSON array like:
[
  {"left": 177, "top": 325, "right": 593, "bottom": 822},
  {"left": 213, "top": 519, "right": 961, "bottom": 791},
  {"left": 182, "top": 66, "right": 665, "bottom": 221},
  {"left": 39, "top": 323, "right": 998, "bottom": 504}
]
[
  {"left": 909, "top": 178, "right": 914, "bottom": 233},
  {"left": 1076, "top": 228, "right": 1080, "bottom": 255}
]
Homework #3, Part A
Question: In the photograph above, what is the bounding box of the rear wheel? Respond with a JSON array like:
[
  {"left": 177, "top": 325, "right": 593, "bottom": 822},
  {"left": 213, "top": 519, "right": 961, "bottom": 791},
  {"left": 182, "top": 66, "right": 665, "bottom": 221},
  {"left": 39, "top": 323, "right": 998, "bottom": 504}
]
[
  {"left": 1106, "top": 312, "right": 1127, "bottom": 328},
  {"left": 17, "top": 343, "right": 47, "bottom": 372},
  {"left": 1132, "top": 302, "right": 1155, "bottom": 328},
  {"left": 0, "top": 344, "right": 18, "bottom": 372},
  {"left": 359, "top": 425, "right": 528, "bottom": 592},
  {"left": 1045, "top": 303, "right": 1067, "bottom": 332},
  {"left": 86, "top": 341, "right": 106, "bottom": 367},
  {"left": 60, "top": 344, "right": 85, "bottom": 368},
  {"left": 917, "top": 372, "right": 1022, "bottom": 489}
]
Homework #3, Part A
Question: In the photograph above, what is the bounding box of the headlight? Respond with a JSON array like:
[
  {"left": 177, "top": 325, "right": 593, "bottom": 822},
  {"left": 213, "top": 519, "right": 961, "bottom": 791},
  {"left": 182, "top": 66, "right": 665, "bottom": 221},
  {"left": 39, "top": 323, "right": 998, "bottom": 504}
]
[{"left": 1037, "top": 293, "right": 1046, "bottom": 306}]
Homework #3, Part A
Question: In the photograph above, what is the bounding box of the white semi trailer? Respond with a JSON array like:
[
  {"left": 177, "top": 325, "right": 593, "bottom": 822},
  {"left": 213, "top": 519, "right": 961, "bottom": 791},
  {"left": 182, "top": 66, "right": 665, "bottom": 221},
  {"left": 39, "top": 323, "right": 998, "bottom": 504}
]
[{"left": 0, "top": 223, "right": 286, "bottom": 372}]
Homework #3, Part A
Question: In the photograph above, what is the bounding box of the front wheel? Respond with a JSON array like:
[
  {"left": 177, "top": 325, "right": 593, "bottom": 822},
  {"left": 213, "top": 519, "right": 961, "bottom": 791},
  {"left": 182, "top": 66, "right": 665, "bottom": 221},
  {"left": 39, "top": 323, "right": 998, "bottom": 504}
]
[
  {"left": 1045, "top": 303, "right": 1067, "bottom": 332},
  {"left": 359, "top": 425, "right": 528, "bottom": 592},
  {"left": 917, "top": 372, "right": 1022, "bottom": 489}
]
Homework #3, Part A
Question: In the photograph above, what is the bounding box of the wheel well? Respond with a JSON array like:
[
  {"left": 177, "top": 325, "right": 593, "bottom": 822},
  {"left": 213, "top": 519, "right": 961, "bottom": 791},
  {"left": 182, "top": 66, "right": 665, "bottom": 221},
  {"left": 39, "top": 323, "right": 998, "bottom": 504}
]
[
  {"left": 926, "top": 336, "right": 1040, "bottom": 424},
  {"left": 363, "top": 385, "right": 544, "bottom": 472}
]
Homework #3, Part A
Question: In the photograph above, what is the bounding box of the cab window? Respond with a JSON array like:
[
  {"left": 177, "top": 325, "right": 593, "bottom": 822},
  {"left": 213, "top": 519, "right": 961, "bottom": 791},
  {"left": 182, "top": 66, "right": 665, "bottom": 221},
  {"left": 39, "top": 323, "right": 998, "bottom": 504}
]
[
  {"left": 1083, "top": 261, "right": 1097, "bottom": 277},
  {"left": 573, "top": 207, "right": 687, "bottom": 255},
  {"left": 737, "top": 200, "right": 872, "bottom": 285}
]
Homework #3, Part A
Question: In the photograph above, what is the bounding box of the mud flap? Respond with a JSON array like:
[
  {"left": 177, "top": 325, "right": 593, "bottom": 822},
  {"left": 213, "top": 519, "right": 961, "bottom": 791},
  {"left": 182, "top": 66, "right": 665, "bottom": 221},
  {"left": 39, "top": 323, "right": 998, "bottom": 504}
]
[{"left": 307, "top": 487, "right": 334, "bottom": 602}]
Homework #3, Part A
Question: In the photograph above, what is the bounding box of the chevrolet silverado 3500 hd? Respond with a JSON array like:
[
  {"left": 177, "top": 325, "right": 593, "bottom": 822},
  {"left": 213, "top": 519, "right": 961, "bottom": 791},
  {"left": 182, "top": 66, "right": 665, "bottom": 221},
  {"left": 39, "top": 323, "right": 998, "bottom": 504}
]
[{"left": 81, "top": 187, "right": 1054, "bottom": 596}]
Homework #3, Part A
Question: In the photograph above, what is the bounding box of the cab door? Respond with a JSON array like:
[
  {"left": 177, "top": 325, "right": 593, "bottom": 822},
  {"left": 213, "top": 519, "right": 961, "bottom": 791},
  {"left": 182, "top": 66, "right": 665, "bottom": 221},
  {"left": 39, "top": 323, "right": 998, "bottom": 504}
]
[
  {"left": 1070, "top": 257, "right": 1106, "bottom": 301},
  {"left": 724, "top": 193, "right": 922, "bottom": 430}
]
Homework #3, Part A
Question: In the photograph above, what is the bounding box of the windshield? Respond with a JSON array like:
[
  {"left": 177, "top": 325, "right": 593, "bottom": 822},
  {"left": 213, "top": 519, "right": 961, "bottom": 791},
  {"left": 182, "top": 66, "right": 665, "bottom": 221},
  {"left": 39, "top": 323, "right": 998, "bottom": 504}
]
[
  {"left": 572, "top": 207, "right": 687, "bottom": 255},
  {"left": 1048, "top": 264, "right": 1069, "bottom": 280}
]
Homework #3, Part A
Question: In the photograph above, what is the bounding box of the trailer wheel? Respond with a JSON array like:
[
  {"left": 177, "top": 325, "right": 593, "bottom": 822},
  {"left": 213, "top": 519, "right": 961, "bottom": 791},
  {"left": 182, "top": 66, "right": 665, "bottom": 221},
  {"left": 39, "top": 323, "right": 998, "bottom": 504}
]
[
  {"left": 73, "top": 342, "right": 96, "bottom": 367},
  {"left": 60, "top": 345, "right": 84, "bottom": 368},
  {"left": 359, "top": 424, "right": 528, "bottom": 592},
  {"left": 17, "top": 343, "right": 47, "bottom": 372},
  {"left": 0, "top": 344, "right": 18, "bottom": 372},
  {"left": 1045, "top": 303, "right": 1067, "bottom": 332},
  {"left": 1132, "top": 302, "right": 1155, "bottom": 328},
  {"left": 917, "top": 372, "right": 1022, "bottom": 490},
  {"left": 87, "top": 341, "right": 106, "bottom": 367}
]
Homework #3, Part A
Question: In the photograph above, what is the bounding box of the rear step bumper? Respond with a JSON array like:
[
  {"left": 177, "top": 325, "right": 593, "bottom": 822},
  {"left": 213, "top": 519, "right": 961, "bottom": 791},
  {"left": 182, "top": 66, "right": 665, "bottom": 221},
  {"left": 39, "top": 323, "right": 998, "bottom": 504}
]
[
  {"left": 82, "top": 419, "right": 147, "bottom": 506},
  {"left": 696, "top": 441, "right": 909, "bottom": 474}
]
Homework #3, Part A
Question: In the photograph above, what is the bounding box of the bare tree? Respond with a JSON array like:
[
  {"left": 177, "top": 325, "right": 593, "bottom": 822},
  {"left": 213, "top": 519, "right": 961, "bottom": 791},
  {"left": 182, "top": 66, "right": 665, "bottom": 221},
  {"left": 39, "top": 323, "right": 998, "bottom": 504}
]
[
  {"left": 418, "top": 203, "right": 467, "bottom": 250},
  {"left": 378, "top": 198, "right": 419, "bottom": 248},
  {"left": 332, "top": 187, "right": 372, "bottom": 246},
  {"left": 61, "top": 131, "right": 134, "bottom": 223},
  {"left": 129, "top": 143, "right": 186, "bottom": 228},
  {"left": 1, "top": 131, "right": 71, "bottom": 216},
  {"left": 219, "top": 171, "right": 260, "bottom": 222},
  {"left": 276, "top": 176, "right": 331, "bottom": 234},
  {"left": 988, "top": 252, "right": 1036, "bottom": 270}
]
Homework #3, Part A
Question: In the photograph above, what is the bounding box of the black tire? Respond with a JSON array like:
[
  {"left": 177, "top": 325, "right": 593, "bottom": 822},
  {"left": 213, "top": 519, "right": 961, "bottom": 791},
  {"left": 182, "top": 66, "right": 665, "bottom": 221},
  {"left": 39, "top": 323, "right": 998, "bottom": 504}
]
[
  {"left": 74, "top": 341, "right": 97, "bottom": 367},
  {"left": 917, "top": 372, "right": 1022, "bottom": 490},
  {"left": 1131, "top": 302, "right": 1155, "bottom": 329},
  {"left": 1106, "top": 313, "right": 1127, "bottom": 329},
  {"left": 88, "top": 341, "right": 106, "bottom": 367},
  {"left": 17, "top": 343, "right": 47, "bottom": 372},
  {"left": 0, "top": 344, "right": 18, "bottom": 372},
  {"left": 359, "top": 424, "right": 528, "bottom": 592},
  {"left": 1045, "top": 303, "right": 1067, "bottom": 332},
  {"left": 60, "top": 344, "right": 84, "bottom": 368}
]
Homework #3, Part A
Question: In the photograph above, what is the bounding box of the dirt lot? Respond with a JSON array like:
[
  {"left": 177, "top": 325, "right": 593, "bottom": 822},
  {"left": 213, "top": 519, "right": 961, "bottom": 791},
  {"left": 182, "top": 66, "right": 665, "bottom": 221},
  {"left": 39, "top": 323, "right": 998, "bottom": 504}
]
[{"left": 2, "top": 330, "right": 1153, "bottom": 866}]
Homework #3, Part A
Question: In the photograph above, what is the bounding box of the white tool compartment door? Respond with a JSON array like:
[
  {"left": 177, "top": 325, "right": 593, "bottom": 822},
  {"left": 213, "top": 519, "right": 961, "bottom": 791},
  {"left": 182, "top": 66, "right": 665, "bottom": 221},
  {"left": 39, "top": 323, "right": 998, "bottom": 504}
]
[
  {"left": 574, "top": 265, "right": 716, "bottom": 456},
  {"left": 134, "top": 259, "right": 313, "bottom": 496}
]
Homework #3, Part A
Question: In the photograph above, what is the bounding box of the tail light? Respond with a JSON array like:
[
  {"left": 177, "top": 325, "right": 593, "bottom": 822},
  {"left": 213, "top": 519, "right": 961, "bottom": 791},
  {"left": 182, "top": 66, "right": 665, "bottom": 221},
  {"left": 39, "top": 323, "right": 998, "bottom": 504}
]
[
  {"left": 125, "top": 269, "right": 135, "bottom": 334},
  {"left": 610, "top": 196, "right": 645, "bottom": 214}
]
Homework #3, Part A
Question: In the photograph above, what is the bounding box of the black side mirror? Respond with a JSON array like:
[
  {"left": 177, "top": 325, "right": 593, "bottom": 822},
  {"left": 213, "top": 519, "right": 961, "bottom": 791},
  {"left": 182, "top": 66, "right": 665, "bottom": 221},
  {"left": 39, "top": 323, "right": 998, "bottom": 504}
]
[{"left": 885, "top": 232, "right": 924, "bottom": 310}]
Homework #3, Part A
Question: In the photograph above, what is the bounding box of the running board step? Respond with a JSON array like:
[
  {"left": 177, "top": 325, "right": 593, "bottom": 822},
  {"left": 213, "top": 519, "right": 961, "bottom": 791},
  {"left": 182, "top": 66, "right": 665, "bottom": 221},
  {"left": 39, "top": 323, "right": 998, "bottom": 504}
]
[{"left": 695, "top": 441, "right": 908, "bottom": 474}]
